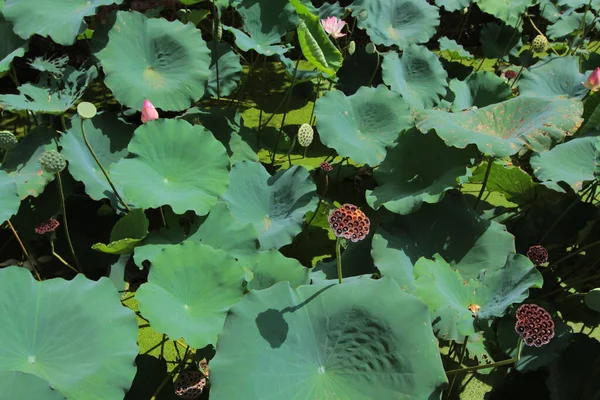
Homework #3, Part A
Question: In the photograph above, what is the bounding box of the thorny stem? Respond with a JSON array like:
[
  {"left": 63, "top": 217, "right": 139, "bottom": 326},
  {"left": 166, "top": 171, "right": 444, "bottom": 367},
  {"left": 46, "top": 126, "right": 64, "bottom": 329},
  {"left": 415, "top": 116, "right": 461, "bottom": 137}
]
[
  {"left": 80, "top": 118, "right": 130, "bottom": 212},
  {"left": 474, "top": 156, "right": 493, "bottom": 209},
  {"left": 56, "top": 171, "right": 82, "bottom": 273},
  {"left": 335, "top": 237, "right": 343, "bottom": 284},
  {"left": 6, "top": 220, "right": 40, "bottom": 280},
  {"left": 446, "top": 338, "right": 524, "bottom": 375}
]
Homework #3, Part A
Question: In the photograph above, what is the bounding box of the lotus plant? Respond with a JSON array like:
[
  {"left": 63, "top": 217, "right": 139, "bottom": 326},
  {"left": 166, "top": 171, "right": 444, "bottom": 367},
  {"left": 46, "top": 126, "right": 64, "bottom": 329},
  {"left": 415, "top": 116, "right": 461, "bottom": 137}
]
[
  {"left": 584, "top": 67, "right": 600, "bottom": 92},
  {"left": 320, "top": 16, "right": 346, "bottom": 39},
  {"left": 141, "top": 99, "right": 159, "bottom": 123}
]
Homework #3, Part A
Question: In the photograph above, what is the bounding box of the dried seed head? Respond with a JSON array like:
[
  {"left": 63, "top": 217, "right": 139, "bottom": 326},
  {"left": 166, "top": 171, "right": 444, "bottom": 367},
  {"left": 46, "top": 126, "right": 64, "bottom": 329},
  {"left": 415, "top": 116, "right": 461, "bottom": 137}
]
[
  {"left": 348, "top": 40, "right": 356, "bottom": 55},
  {"left": 320, "top": 161, "right": 333, "bottom": 172},
  {"left": 35, "top": 219, "right": 60, "bottom": 235},
  {"left": 515, "top": 304, "right": 555, "bottom": 347},
  {"left": 531, "top": 34, "right": 548, "bottom": 53},
  {"left": 328, "top": 203, "right": 370, "bottom": 242},
  {"left": 38, "top": 150, "right": 66, "bottom": 174},
  {"left": 0, "top": 131, "right": 18, "bottom": 150},
  {"left": 297, "top": 124, "right": 314, "bottom": 147},
  {"left": 174, "top": 366, "right": 207, "bottom": 399},
  {"left": 527, "top": 245, "right": 548, "bottom": 266},
  {"left": 504, "top": 69, "right": 518, "bottom": 80}
]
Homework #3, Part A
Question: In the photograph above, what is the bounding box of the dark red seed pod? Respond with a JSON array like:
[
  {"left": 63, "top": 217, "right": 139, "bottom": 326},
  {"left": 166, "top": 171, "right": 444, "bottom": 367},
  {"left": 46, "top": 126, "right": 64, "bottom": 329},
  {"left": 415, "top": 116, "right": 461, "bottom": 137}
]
[
  {"left": 515, "top": 304, "right": 555, "bottom": 347},
  {"left": 35, "top": 218, "right": 60, "bottom": 235},
  {"left": 527, "top": 245, "right": 548, "bottom": 265}
]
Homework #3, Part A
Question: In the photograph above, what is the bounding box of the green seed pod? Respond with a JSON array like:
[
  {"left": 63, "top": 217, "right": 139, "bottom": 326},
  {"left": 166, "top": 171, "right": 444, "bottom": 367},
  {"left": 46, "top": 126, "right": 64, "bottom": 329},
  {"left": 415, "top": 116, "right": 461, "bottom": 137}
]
[
  {"left": 38, "top": 150, "right": 67, "bottom": 174},
  {"left": 348, "top": 40, "right": 356, "bottom": 55},
  {"left": 365, "top": 42, "right": 376, "bottom": 54},
  {"left": 297, "top": 123, "right": 314, "bottom": 147},
  {"left": 214, "top": 19, "right": 222, "bottom": 41},
  {"left": 357, "top": 10, "right": 368, "bottom": 21},
  {"left": 531, "top": 34, "right": 548, "bottom": 53},
  {"left": 0, "top": 131, "right": 18, "bottom": 150}
]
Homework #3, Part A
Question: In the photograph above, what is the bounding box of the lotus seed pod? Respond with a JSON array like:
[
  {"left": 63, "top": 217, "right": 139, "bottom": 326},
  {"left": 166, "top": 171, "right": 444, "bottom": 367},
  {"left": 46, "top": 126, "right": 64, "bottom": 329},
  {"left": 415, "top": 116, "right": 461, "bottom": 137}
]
[
  {"left": 174, "top": 367, "right": 207, "bottom": 399},
  {"left": 515, "top": 304, "right": 555, "bottom": 347},
  {"left": 328, "top": 203, "right": 370, "bottom": 242},
  {"left": 348, "top": 40, "right": 356, "bottom": 55},
  {"left": 35, "top": 218, "right": 60, "bottom": 235},
  {"left": 357, "top": 10, "right": 368, "bottom": 21},
  {"left": 0, "top": 131, "right": 18, "bottom": 150},
  {"left": 320, "top": 161, "right": 333, "bottom": 172},
  {"left": 527, "top": 245, "right": 548, "bottom": 265},
  {"left": 297, "top": 123, "right": 314, "bottom": 147},
  {"left": 365, "top": 42, "right": 376, "bottom": 54},
  {"left": 38, "top": 150, "right": 67, "bottom": 174},
  {"left": 214, "top": 19, "right": 222, "bottom": 41},
  {"left": 531, "top": 34, "right": 548, "bottom": 53}
]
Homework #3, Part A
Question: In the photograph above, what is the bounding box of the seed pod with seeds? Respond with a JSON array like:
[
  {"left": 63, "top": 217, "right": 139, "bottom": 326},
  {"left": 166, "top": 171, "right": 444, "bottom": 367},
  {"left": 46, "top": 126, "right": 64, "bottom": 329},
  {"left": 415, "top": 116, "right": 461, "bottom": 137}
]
[
  {"left": 531, "top": 34, "right": 548, "bottom": 53},
  {"left": 174, "top": 366, "right": 207, "bottom": 399},
  {"left": 348, "top": 40, "right": 356, "bottom": 55},
  {"left": 0, "top": 131, "right": 18, "bottom": 150},
  {"left": 38, "top": 150, "right": 67, "bottom": 174},
  {"left": 365, "top": 42, "right": 376, "bottom": 54},
  {"left": 297, "top": 123, "right": 314, "bottom": 147},
  {"left": 357, "top": 10, "right": 368, "bottom": 21}
]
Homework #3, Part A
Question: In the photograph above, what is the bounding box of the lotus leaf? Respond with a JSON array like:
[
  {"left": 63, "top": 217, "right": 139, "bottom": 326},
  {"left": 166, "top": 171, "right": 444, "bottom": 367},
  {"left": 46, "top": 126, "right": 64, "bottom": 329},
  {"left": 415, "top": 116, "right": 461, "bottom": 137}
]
[
  {"left": 247, "top": 249, "right": 310, "bottom": 290},
  {"left": 480, "top": 22, "right": 522, "bottom": 61},
  {"left": 439, "top": 37, "right": 473, "bottom": 60},
  {"left": 0, "top": 371, "right": 65, "bottom": 400},
  {"left": 92, "top": 209, "right": 149, "bottom": 255},
  {"left": 314, "top": 85, "right": 413, "bottom": 166},
  {"left": 519, "top": 56, "right": 589, "bottom": 99},
  {"left": 449, "top": 71, "right": 511, "bottom": 112},
  {"left": 547, "top": 10, "right": 595, "bottom": 39},
  {"left": 206, "top": 41, "right": 242, "bottom": 98},
  {"left": 476, "top": 0, "right": 536, "bottom": 27},
  {"left": 135, "top": 241, "right": 246, "bottom": 349},
  {"left": 0, "top": 266, "right": 138, "bottom": 400},
  {"left": 471, "top": 160, "right": 537, "bottom": 203},
  {"left": 435, "top": 0, "right": 470, "bottom": 12},
  {"left": 415, "top": 96, "right": 584, "bottom": 157},
  {"left": 0, "top": 15, "right": 27, "bottom": 75},
  {"left": 223, "top": 26, "right": 291, "bottom": 56},
  {"left": 0, "top": 170, "right": 19, "bottom": 225},
  {"left": 210, "top": 278, "right": 447, "bottom": 399},
  {"left": 94, "top": 11, "right": 211, "bottom": 111}
]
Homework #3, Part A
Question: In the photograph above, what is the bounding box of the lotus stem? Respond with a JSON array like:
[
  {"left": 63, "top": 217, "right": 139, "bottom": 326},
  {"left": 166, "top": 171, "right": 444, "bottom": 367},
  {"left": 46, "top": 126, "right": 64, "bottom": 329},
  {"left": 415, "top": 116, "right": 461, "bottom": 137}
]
[
  {"left": 456, "top": 1, "right": 472, "bottom": 42},
  {"left": 271, "top": 58, "right": 300, "bottom": 165},
  {"left": 474, "top": 156, "right": 493, "bottom": 209},
  {"left": 56, "top": 171, "right": 82, "bottom": 273},
  {"left": 229, "top": 53, "right": 260, "bottom": 109},
  {"left": 294, "top": 175, "right": 329, "bottom": 247},
  {"left": 445, "top": 337, "right": 523, "bottom": 376},
  {"left": 528, "top": 16, "right": 560, "bottom": 56},
  {"left": 151, "top": 345, "right": 191, "bottom": 400},
  {"left": 445, "top": 338, "right": 469, "bottom": 400},
  {"left": 212, "top": 0, "right": 220, "bottom": 99},
  {"left": 50, "top": 240, "right": 79, "bottom": 274},
  {"left": 335, "top": 237, "right": 343, "bottom": 284},
  {"left": 368, "top": 51, "right": 380, "bottom": 87},
  {"left": 159, "top": 206, "right": 167, "bottom": 227},
  {"left": 6, "top": 220, "right": 40, "bottom": 280},
  {"left": 80, "top": 118, "right": 130, "bottom": 212}
]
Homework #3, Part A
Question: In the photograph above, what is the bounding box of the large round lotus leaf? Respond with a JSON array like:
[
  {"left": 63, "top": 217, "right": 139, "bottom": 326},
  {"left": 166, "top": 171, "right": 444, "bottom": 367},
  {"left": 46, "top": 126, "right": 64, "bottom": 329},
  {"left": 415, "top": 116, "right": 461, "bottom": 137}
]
[
  {"left": 0, "top": 266, "right": 138, "bottom": 400},
  {"left": 435, "top": 0, "right": 470, "bottom": 12},
  {"left": 476, "top": 0, "right": 535, "bottom": 27},
  {"left": 221, "top": 161, "right": 317, "bottom": 250},
  {"left": 480, "top": 22, "right": 522, "bottom": 61},
  {"left": 2, "top": 0, "right": 122, "bottom": 45},
  {"left": 366, "top": 129, "right": 476, "bottom": 215},
  {"left": 371, "top": 193, "right": 515, "bottom": 285},
  {"left": 0, "top": 170, "right": 19, "bottom": 224},
  {"left": 110, "top": 119, "right": 229, "bottom": 215},
  {"left": 351, "top": 0, "right": 439, "bottom": 48},
  {"left": 415, "top": 96, "right": 584, "bottom": 157},
  {"left": 94, "top": 11, "right": 211, "bottom": 111},
  {"left": 519, "top": 55, "right": 589, "bottom": 99},
  {"left": 135, "top": 241, "right": 246, "bottom": 349},
  {"left": 206, "top": 41, "right": 242, "bottom": 98},
  {"left": 449, "top": 71, "right": 511, "bottom": 112},
  {"left": 414, "top": 253, "right": 542, "bottom": 341},
  {"left": 0, "top": 371, "right": 65, "bottom": 400},
  {"left": 247, "top": 249, "right": 310, "bottom": 290},
  {"left": 59, "top": 113, "right": 133, "bottom": 206},
  {"left": 314, "top": 85, "right": 413, "bottom": 166},
  {"left": 0, "top": 127, "right": 56, "bottom": 199},
  {"left": 210, "top": 278, "right": 447, "bottom": 399},
  {"left": 0, "top": 15, "right": 28, "bottom": 74},
  {"left": 531, "top": 135, "right": 600, "bottom": 193},
  {"left": 382, "top": 45, "right": 448, "bottom": 109}
]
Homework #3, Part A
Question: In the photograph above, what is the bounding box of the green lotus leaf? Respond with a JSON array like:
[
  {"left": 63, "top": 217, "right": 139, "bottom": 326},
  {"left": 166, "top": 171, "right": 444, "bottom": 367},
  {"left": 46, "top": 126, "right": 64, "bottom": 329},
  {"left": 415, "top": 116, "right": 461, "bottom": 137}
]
[
  {"left": 470, "top": 160, "right": 537, "bottom": 204},
  {"left": 0, "top": 170, "right": 19, "bottom": 225},
  {"left": 314, "top": 85, "right": 413, "bottom": 166},
  {"left": 0, "top": 371, "right": 66, "bottom": 400},
  {"left": 0, "top": 65, "right": 97, "bottom": 113},
  {"left": 223, "top": 26, "right": 291, "bottom": 56},
  {"left": 0, "top": 15, "right": 27, "bottom": 75},
  {"left": 449, "top": 71, "right": 511, "bottom": 112},
  {"left": 210, "top": 278, "right": 447, "bottom": 399},
  {"left": 135, "top": 241, "right": 246, "bottom": 349},
  {"left": 531, "top": 135, "right": 600, "bottom": 193},
  {"left": 180, "top": 106, "right": 258, "bottom": 164},
  {"left": 277, "top": 53, "right": 325, "bottom": 83},
  {"left": 247, "top": 249, "right": 309, "bottom": 290},
  {"left": 547, "top": 10, "right": 595, "bottom": 39},
  {"left": 0, "top": 127, "right": 56, "bottom": 199},
  {"left": 366, "top": 129, "right": 476, "bottom": 215},
  {"left": 92, "top": 209, "right": 149, "bottom": 255},
  {"left": 371, "top": 193, "right": 515, "bottom": 285},
  {"left": 415, "top": 96, "right": 584, "bottom": 157},
  {"left": 0, "top": 266, "right": 138, "bottom": 400},
  {"left": 111, "top": 119, "right": 230, "bottom": 215},
  {"left": 2, "top": 0, "right": 122, "bottom": 45},
  {"left": 290, "top": 0, "right": 342, "bottom": 77},
  {"left": 94, "top": 11, "right": 211, "bottom": 111},
  {"left": 578, "top": 92, "right": 600, "bottom": 135},
  {"left": 316, "top": 1, "right": 345, "bottom": 19},
  {"left": 476, "top": 0, "right": 535, "bottom": 27},
  {"left": 439, "top": 36, "right": 473, "bottom": 60},
  {"left": 221, "top": 161, "right": 317, "bottom": 250},
  {"left": 382, "top": 45, "right": 448, "bottom": 109},
  {"left": 540, "top": 0, "right": 570, "bottom": 22},
  {"left": 480, "top": 22, "right": 522, "bottom": 61},
  {"left": 414, "top": 253, "right": 542, "bottom": 341},
  {"left": 435, "top": 0, "right": 470, "bottom": 12},
  {"left": 519, "top": 56, "right": 588, "bottom": 99},
  {"left": 351, "top": 0, "right": 439, "bottom": 48},
  {"left": 59, "top": 113, "right": 133, "bottom": 207},
  {"left": 206, "top": 41, "right": 242, "bottom": 99}
]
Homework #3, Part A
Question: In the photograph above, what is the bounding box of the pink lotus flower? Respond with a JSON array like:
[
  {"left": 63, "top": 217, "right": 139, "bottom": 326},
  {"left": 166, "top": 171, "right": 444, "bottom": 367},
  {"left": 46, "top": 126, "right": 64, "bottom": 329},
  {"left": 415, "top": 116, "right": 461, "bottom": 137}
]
[
  {"left": 320, "top": 16, "right": 346, "bottom": 39},
  {"left": 141, "top": 99, "right": 159, "bottom": 123},
  {"left": 583, "top": 67, "right": 600, "bottom": 92}
]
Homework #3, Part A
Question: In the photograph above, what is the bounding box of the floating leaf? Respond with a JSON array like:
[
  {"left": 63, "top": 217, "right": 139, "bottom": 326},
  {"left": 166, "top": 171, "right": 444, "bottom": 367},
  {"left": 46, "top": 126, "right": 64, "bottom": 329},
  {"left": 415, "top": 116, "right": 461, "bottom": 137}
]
[
  {"left": 366, "top": 129, "right": 476, "bottom": 215},
  {"left": 519, "top": 55, "right": 588, "bottom": 99},
  {"left": 135, "top": 241, "right": 246, "bottom": 349},
  {"left": 449, "top": 71, "right": 511, "bottom": 111},
  {"left": 416, "top": 96, "right": 584, "bottom": 157},
  {"left": 382, "top": 45, "right": 448, "bottom": 109},
  {"left": 111, "top": 119, "right": 230, "bottom": 215},
  {"left": 0, "top": 170, "right": 19, "bottom": 225},
  {"left": 0, "top": 15, "right": 28, "bottom": 75},
  {"left": 0, "top": 266, "right": 138, "bottom": 400},
  {"left": 314, "top": 85, "right": 413, "bottom": 166},
  {"left": 352, "top": 0, "right": 439, "bottom": 48},
  {"left": 221, "top": 161, "right": 317, "bottom": 250},
  {"left": 94, "top": 11, "right": 211, "bottom": 111},
  {"left": 206, "top": 41, "right": 242, "bottom": 99},
  {"left": 92, "top": 209, "right": 149, "bottom": 255},
  {"left": 210, "top": 278, "right": 447, "bottom": 399}
]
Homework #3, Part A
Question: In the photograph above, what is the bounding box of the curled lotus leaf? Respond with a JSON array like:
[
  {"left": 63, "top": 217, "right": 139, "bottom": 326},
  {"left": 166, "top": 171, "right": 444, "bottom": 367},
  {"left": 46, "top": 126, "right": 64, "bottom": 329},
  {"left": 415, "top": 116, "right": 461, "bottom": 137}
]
[{"left": 0, "top": 15, "right": 28, "bottom": 75}]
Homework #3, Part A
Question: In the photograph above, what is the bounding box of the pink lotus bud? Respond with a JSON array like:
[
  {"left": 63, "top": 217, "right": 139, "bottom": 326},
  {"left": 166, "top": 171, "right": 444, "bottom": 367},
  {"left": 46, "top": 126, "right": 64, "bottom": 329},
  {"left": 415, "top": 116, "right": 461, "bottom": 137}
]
[
  {"left": 583, "top": 67, "right": 600, "bottom": 92},
  {"left": 141, "top": 99, "right": 159, "bottom": 123},
  {"left": 320, "top": 16, "right": 346, "bottom": 39}
]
